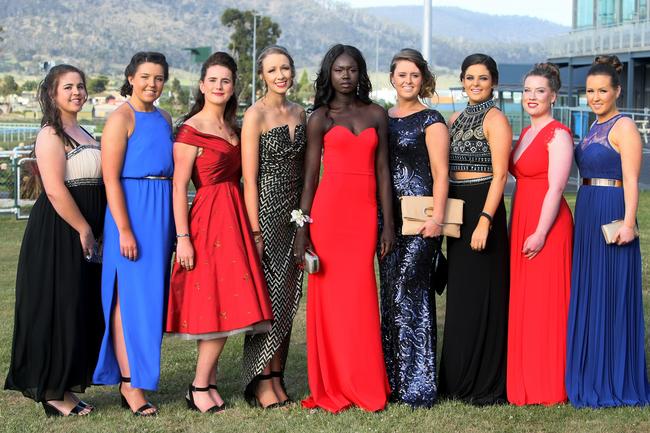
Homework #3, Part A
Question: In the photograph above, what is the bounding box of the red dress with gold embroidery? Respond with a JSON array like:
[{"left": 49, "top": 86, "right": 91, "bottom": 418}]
[{"left": 166, "top": 125, "right": 273, "bottom": 339}]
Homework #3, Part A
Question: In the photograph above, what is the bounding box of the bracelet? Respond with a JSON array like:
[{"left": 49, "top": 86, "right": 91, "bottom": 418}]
[
  {"left": 431, "top": 218, "right": 444, "bottom": 228},
  {"left": 290, "top": 209, "right": 313, "bottom": 228},
  {"left": 479, "top": 211, "right": 493, "bottom": 225},
  {"left": 252, "top": 231, "right": 263, "bottom": 244},
  {"left": 176, "top": 233, "right": 191, "bottom": 238}
]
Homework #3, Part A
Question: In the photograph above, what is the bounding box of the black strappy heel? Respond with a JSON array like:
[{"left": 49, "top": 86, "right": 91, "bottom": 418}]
[
  {"left": 208, "top": 384, "right": 227, "bottom": 411},
  {"left": 270, "top": 370, "right": 294, "bottom": 406},
  {"left": 186, "top": 384, "right": 225, "bottom": 413},
  {"left": 41, "top": 400, "right": 89, "bottom": 417},
  {"left": 244, "top": 374, "right": 282, "bottom": 409},
  {"left": 119, "top": 376, "right": 158, "bottom": 417}
]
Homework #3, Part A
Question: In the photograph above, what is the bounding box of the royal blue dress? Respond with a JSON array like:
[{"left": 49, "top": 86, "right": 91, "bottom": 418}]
[
  {"left": 566, "top": 114, "right": 650, "bottom": 408},
  {"left": 378, "top": 108, "right": 445, "bottom": 407},
  {"left": 93, "top": 103, "right": 175, "bottom": 391}
]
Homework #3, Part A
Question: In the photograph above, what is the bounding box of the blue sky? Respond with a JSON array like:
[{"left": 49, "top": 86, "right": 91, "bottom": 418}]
[{"left": 346, "top": 0, "right": 572, "bottom": 26}]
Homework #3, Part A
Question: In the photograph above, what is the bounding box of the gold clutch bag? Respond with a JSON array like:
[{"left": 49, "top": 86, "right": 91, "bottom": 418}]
[
  {"left": 601, "top": 219, "right": 640, "bottom": 244},
  {"left": 399, "top": 196, "right": 464, "bottom": 238}
]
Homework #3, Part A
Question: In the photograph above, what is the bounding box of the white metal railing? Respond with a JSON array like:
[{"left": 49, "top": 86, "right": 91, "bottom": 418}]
[
  {"left": 0, "top": 123, "right": 97, "bottom": 144},
  {"left": 0, "top": 145, "right": 36, "bottom": 219},
  {"left": 547, "top": 21, "right": 650, "bottom": 58}
]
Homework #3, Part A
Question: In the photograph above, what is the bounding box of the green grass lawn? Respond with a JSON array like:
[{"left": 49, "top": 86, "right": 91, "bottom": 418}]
[{"left": 0, "top": 193, "right": 649, "bottom": 432}]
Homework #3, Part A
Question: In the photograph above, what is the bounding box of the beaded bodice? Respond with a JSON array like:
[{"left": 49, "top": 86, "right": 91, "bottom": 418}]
[{"left": 449, "top": 99, "right": 495, "bottom": 173}]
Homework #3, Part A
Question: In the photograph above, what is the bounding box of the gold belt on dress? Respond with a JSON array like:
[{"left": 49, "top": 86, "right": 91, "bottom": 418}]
[{"left": 582, "top": 177, "right": 622, "bottom": 187}]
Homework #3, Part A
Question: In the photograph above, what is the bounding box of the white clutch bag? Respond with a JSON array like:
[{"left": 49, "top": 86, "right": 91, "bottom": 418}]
[
  {"left": 601, "top": 219, "right": 640, "bottom": 244},
  {"left": 304, "top": 248, "right": 320, "bottom": 274}
]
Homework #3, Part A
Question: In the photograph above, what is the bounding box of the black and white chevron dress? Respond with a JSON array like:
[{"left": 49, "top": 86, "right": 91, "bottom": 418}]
[{"left": 243, "top": 124, "right": 306, "bottom": 386}]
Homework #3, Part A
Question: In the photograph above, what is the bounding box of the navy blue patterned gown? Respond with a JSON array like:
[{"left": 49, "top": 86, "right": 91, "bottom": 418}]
[{"left": 378, "top": 108, "right": 445, "bottom": 407}]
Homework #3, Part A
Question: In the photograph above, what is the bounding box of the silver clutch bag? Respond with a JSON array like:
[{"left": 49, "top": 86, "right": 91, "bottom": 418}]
[
  {"left": 304, "top": 248, "right": 320, "bottom": 274},
  {"left": 601, "top": 219, "right": 640, "bottom": 244}
]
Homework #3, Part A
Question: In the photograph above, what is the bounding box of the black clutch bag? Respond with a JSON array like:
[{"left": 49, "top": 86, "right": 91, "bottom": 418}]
[{"left": 430, "top": 238, "right": 448, "bottom": 295}]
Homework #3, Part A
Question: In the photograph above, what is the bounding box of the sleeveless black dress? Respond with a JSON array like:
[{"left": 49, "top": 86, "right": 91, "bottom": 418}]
[
  {"left": 5, "top": 132, "right": 106, "bottom": 402},
  {"left": 242, "top": 124, "right": 306, "bottom": 387},
  {"left": 439, "top": 99, "right": 509, "bottom": 405}
]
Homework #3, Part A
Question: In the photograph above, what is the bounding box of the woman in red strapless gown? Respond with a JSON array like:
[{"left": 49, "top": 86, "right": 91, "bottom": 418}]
[
  {"left": 166, "top": 52, "right": 272, "bottom": 413},
  {"left": 293, "top": 45, "right": 395, "bottom": 413},
  {"left": 507, "top": 64, "right": 573, "bottom": 406}
]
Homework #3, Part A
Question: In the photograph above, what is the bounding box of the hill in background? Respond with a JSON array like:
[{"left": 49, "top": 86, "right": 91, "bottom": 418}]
[
  {"left": 0, "top": 0, "right": 567, "bottom": 75},
  {"left": 361, "top": 5, "right": 568, "bottom": 43}
]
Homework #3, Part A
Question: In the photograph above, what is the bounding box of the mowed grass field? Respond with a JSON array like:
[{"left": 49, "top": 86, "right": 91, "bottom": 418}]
[{"left": 0, "top": 193, "right": 649, "bottom": 433}]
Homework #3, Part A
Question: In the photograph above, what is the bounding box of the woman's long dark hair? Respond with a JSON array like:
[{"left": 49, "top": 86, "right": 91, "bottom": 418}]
[
  {"left": 313, "top": 44, "right": 372, "bottom": 110},
  {"left": 38, "top": 64, "right": 87, "bottom": 148},
  {"left": 120, "top": 51, "right": 169, "bottom": 97},
  {"left": 182, "top": 52, "right": 238, "bottom": 130}
]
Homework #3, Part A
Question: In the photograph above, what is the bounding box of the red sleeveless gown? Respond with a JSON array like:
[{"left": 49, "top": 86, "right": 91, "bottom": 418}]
[
  {"left": 301, "top": 125, "right": 390, "bottom": 413},
  {"left": 507, "top": 120, "right": 573, "bottom": 405}
]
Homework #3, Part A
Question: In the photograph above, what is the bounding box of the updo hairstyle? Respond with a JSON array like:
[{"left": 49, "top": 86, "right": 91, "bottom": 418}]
[
  {"left": 587, "top": 55, "right": 623, "bottom": 88},
  {"left": 120, "top": 51, "right": 169, "bottom": 97},
  {"left": 256, "top": 45, "right": 296, "bottom": 79},
  {"left": 460, "top": 53, "right": 499, "bottom": 85},
  {"left": 524, "top": 62, "right": 562, "bottom": 93}
]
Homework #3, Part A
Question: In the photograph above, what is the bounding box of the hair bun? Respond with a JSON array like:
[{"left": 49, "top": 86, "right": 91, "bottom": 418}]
[
  {"left": 594, "top": 55, "right": 623, "bottom": 75},
  {"left": 525, "top": 62, "right": 561, "bottom": 92},
  {"left": 537, "top": 62, "right": 560, "bottom": 79}
]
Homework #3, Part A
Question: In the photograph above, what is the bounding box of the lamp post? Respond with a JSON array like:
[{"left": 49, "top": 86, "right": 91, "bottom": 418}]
[
  {"left": 251, "top": 13, "right": 259, "bottom": 104},
  {"left": 422, "top": 0, "right": 432, "bottom": 62}
]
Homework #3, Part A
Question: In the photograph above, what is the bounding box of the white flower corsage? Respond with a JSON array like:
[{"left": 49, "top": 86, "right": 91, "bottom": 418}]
[{"left": 290, "top": 209, "right": 313, "bottom": 227}]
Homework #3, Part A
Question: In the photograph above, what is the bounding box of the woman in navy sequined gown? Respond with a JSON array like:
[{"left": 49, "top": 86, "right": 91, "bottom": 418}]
[
  {"left": 379, "top": 49, "right": 449, "bottom": 408},
  {"left": 566, "top": 55, "right": 650, "bottom": 408}
]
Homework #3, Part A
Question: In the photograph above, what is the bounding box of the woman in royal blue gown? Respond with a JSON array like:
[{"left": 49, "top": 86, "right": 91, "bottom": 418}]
[
  {"left": 93, "top": 52, "right": 175, "bottom": 416},
  {"left": 566, "top": 54, "right": 650, "bottom": 408}
]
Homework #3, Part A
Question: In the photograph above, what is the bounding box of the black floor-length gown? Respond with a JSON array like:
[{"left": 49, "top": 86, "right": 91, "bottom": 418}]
[{"left": 5, "top": 137, "right": 106, "bottom": 402}]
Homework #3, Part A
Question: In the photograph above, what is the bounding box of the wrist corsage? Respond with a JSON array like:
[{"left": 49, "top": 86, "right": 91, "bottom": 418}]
[{"left": 290, "top": 209, "right": 313, "bottom": 228}]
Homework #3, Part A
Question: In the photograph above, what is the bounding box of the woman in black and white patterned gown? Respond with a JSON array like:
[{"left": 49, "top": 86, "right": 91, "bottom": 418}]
[{"left": 241, "top": 46, "right": 306, "bottom": 408}]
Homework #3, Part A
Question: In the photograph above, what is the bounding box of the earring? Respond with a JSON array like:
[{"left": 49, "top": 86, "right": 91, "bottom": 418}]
[
  {"left": 461, "top": 89, "right": 468, "bottom": 98},
  {"left": 356, "top": 84, "right": 360, "bottom": 95}
]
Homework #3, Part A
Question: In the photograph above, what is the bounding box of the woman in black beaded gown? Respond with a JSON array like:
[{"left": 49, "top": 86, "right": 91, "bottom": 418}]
[
  {"left": 378, "top": 49, "right": 449, "bottom": 408},
  {"left": 439, "top": 54, "right": 511, "bottom": 405},
  {"left": 241, "top": 46, "right": 306, "bottom": 408}
]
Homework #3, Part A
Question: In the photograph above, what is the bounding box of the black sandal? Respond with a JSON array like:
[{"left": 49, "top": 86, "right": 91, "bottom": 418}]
[
  {"left": 186, "top": 384, "right": 225, "bottom": 413},
  {"left": 244, "top": 374, "right": 282, "bottom": 409},
  {"left": 42, "top": 400, "right": 89, "bottom": 417},
  {"left": 119, "top": 376, "right": 158, "bottom": 417},
  {"left": 208, "top": 384, "right": 227, "bottom": 410},
  {"left": 270, "top": 370, "right": 294, "bottom": 406}
]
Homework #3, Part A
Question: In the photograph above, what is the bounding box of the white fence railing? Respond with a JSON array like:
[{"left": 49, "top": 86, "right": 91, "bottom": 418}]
[
  {"left": 548, "top": 21, "right": 650, "bottom": 58},
  {"left": 0, "top": 146, "right": 36, "bottom": 219}
]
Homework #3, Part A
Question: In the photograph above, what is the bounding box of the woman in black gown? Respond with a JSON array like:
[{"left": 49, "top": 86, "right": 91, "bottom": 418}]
[
  {"left": 4, "top": 65, "right": 105, "bottom": 416},
  {"left": 439, "top": 53, "right": 511, "bottom": 405},
  {"left": 378, "top": 48, "right": 448, "bottom": 408}
]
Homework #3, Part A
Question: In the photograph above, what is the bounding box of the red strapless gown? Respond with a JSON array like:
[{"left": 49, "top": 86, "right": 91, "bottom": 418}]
[
  {"left": 507, "top": 120, "right": 573, "bottom": 405},
  {"left": 301, "top": 125, "right": 390, "bottom": 413},
  {"left": 166, "top": 125, "right": 273, "bottom": 337}
]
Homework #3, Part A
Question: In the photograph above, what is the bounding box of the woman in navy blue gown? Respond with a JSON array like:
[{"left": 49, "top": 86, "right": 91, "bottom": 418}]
[
  {"left": 566, "top": 54, "right": 650, "bottom": 408},
  {"left": 378, "top": 49, "right": 448, "bottom": 408},
  {"left": 93, "top": 52, "right": 175, "bottom": 416}
]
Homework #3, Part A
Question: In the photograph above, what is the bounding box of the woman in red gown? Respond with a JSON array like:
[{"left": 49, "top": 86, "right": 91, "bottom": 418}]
[
  {"left": 507, "top": 63, "right": 573, "bottom": 405},
  {"left": 293, "top": 44, "right": 395, "bottom": 413},
  {"left": 166, "top": 52, "right": 273, "bottom": 413}
]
